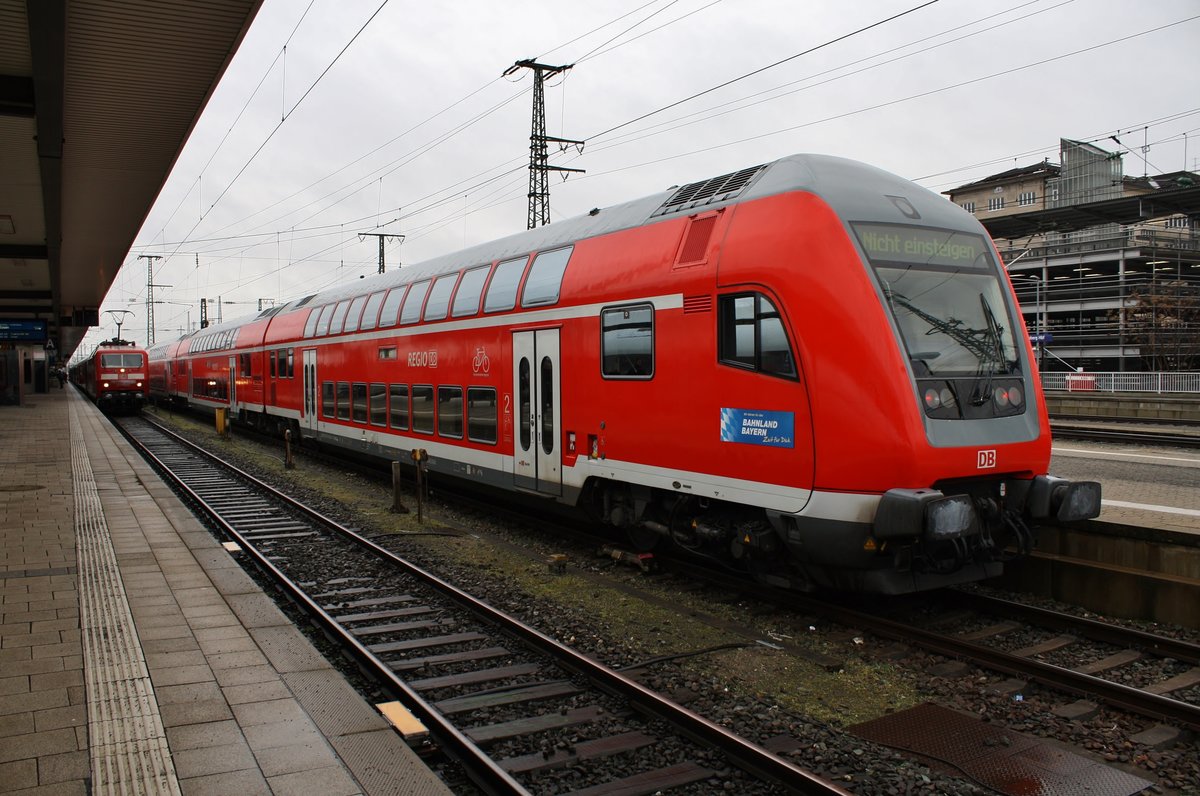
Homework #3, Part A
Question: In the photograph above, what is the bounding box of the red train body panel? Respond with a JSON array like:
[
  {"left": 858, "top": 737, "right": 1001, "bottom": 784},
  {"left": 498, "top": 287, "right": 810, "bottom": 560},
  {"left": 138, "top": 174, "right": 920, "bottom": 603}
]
[
  {"left": 149, "top": 154, "right": 1099, "bottom": 593},
  {"left": 72, "top": 341, "right": 149, "bottom": 413}
]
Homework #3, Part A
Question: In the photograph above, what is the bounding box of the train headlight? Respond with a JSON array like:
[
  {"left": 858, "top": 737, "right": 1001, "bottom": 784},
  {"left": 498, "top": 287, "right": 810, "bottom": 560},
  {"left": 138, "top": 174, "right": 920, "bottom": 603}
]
[
  {"left": 993, "top": 386, "right": 1010, "bottom": 408},
  {"left": 103, "top": 382, "right": 110, "bottom": 388},
  {"left": 919, "top": 381, "right": 960, "bottom": 418},
  {"left": 136, "top": 382, "right": 143, "bottom": 387},
  {"left": 1008, "top": 385, "right": 1023, "bottom": 407}
]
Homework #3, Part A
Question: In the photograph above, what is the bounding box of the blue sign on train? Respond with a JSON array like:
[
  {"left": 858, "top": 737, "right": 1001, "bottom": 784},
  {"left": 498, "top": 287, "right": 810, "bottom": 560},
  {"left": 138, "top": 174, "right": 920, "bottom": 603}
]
[{"left": 720, "top": 408, "right": 795, "bottom": 448}]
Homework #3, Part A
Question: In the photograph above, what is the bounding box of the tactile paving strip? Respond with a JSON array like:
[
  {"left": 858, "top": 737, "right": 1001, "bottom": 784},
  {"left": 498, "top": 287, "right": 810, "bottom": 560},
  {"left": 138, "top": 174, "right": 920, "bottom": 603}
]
[
  {"left": 72, "top": 404, "right": 182, "bottom": 796},
  {"left": 849, "top": 703, "right": 1152, "bottom": 796}
]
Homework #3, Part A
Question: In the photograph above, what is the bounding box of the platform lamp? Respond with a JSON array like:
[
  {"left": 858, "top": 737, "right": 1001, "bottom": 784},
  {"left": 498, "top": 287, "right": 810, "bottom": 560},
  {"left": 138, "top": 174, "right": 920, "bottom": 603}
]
[{"left": 104, "top": 309, "right": 134, "bottom": 345}]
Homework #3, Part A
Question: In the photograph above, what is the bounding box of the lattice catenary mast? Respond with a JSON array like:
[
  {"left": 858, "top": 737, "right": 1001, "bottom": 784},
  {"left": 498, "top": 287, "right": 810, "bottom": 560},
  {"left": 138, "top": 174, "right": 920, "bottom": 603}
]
[{"left": 503, "top": 59, "right": 585, "bottom": 229}]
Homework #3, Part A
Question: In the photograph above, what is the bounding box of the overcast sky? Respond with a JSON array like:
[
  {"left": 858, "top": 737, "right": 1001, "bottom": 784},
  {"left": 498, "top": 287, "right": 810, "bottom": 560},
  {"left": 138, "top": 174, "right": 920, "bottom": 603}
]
[{"left": 87, "top": 0, "right": 1200, "bottom": 347}]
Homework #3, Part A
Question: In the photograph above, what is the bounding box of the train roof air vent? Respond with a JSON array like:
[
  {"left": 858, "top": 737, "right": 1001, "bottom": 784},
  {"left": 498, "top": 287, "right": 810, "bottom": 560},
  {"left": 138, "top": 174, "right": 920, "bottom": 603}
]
[
  {"left": 652, "top": 164, "right": 766, "bottom": 217},
  {"left": 294, "top": 294, "right": 317, "bottom": 308}
]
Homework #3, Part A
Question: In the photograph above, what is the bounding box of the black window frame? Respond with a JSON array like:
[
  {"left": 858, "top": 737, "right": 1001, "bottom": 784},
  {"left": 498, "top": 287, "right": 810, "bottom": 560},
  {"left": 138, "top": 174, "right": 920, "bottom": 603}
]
[
  {"left": 467, "top": 386, "right": 497, "bottom": 444},
  {"left": 411, "top": 385, "right": 434, "bottom": 435},
  {"left": 601, "top": 302, "right": 655, "bottom": 379},
  {"left": 352, "top": 382, "right": 368, "bottom": 423},
  {"left": 717, "top": 292, "right": 798, "bottom": 380},
  {"left": 388, "top": 384, "right": 409, "bottom": 430},
  {"left": 321, "top": 381, "right": 335, "bottom": 418},
  {"left": 369, "top": 383, "right": 387, "bottom": 427},
  {"left": 437, "top": 385, "right": 464, "bottom": 439}
]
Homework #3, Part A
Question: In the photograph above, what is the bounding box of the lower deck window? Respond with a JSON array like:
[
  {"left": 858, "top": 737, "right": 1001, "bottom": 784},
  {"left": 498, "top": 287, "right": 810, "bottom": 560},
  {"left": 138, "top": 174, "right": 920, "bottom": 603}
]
[
  {"left": 467, "top": 387, "right": 497, "bottom": 444},
  {"left": 370, "top": 383, "right": 387, "bottom": 426},
  {"left": 411, "top": 385, "right": 434, "bottom": 434},
  {"left": 322, "top": 382, "right": 335, "bottom": 418},
  {"left": 352, "top": 383, "right": 368, "bottom": 423},
  {"left": 336, "top": 382, "right": 350, "bottom": 420},
  {"left": 438, "top": 386, "right": 463, "bottom": 438},
  {"left": 389, "top": 384, "right": 409, "bottom": 430}
]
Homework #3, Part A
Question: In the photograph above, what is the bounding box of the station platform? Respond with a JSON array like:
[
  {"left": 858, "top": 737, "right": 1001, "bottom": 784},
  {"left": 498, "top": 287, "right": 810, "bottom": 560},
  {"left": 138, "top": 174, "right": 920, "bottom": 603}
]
[{"left": 0, "top": 387, "right": 450, "bottom": 795}]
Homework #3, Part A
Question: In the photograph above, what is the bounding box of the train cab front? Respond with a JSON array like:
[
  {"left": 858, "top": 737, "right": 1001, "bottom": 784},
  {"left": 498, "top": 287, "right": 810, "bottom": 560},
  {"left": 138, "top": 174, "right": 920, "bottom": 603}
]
[{"left": 839, "top": 220, "right": 1101, "bottom": 592}]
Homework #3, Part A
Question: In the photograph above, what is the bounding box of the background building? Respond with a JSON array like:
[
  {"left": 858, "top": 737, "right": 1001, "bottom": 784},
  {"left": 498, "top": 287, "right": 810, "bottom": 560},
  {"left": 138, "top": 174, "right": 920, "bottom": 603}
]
[{"left": 944, "top": 139, "right": 1200, "bottom": 374}]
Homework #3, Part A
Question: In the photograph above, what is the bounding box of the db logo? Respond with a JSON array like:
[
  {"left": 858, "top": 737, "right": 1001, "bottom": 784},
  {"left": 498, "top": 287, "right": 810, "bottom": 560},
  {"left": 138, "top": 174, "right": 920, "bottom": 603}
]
[{"left": 976, "top": 449, "right": 997, "bottom": 469}]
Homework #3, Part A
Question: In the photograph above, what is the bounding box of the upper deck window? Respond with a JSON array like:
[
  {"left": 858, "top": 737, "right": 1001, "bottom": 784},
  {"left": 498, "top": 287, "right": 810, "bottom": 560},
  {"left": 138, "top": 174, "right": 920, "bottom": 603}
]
[
  {"left": 303, "top": 308, "right": 320, "bottom": 338},
  {"left": 521, "top": 247, "right": 572, "bottom": 307},
  {"left": 360, "top": 291, "right": 386, "bottom": 331},
  {"left": 423, "top": 275, "right": 457, "bottom": 321},
  {"left": 329, "top": 300, "right": 352, "bottom": 334},
  {"left": 400, "top": 281, "right": 430, "bottom": 325},
  {"left": 343, "top": 295, "right": 368, "bottom": 333},
  {"left": 451, "top": 265, "right": 490, "bottom": 317},
  {"left": 378, "top": 287, "right": 406, "bottom": 328},
  {"left": 483, "top": 256, "right": 527, "bottom": 313},
  {"left": 315, "top": 304, "right": 335, "bottom": 336}
]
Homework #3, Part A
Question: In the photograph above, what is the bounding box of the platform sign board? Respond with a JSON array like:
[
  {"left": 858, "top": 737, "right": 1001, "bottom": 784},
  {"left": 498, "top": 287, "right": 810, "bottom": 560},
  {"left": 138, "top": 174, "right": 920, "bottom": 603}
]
[
  {"left": 0, "top": 319, "right": 47, "bottom": 342},
  {"left": 720, "top": 407, "right": 795, "bottom": 448}
]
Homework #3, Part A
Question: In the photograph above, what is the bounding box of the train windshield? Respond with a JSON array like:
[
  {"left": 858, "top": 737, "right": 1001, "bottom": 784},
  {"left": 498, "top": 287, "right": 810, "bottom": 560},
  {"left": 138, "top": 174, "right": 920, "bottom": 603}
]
[
  {"left": 101, "top": 353, "right": 144, "bottom": 368},
  {"left": 853, "top": 223, "right": 1019, "bottom": 377}
]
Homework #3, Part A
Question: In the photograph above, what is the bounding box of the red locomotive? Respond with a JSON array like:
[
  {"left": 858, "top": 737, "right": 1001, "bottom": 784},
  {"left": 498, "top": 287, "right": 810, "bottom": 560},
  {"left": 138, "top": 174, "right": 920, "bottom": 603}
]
[
  {"left": 72, "top": 339, "right": 150, "bottom": 414},
  {"left": 149, "top": 153, "right": 1100, "bottom": 593}
]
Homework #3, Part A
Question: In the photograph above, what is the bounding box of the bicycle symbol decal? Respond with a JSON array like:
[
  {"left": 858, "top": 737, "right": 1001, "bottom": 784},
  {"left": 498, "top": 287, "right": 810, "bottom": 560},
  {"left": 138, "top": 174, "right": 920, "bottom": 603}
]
[{"left": 472, "top": 347, "right": 490, "bottom": 375}]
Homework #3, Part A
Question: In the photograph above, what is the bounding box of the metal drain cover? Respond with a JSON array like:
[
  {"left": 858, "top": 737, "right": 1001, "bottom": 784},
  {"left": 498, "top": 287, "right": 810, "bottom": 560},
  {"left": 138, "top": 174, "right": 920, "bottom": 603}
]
[{"left": 850, "top": 703, "right": 1152, "bottom": 796}]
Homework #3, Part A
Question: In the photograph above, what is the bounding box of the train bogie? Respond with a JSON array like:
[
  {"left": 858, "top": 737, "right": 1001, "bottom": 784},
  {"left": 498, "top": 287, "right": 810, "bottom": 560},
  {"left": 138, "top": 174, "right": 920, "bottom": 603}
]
[{"left": 148, "top": 153, "right": 1101, "bottom": 594}]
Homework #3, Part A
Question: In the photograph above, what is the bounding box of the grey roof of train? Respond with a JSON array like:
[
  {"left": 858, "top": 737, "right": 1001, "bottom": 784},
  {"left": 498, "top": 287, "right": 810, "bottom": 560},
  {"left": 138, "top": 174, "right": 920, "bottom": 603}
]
[{"left": 189, "top": 153, "right": 971, "bottom": 337}]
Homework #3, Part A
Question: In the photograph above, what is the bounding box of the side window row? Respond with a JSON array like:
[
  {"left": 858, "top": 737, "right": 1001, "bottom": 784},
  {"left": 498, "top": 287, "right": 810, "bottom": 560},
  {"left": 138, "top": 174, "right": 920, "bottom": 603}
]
[
  {"left": 303, "top": 246, "right": 573, "bottom": 339},
  {"left": 320, "top": 381, "right": 498, "bottom": 444},
  {"left": 188, "top": 329, "right": 237, "bottom": 353}
]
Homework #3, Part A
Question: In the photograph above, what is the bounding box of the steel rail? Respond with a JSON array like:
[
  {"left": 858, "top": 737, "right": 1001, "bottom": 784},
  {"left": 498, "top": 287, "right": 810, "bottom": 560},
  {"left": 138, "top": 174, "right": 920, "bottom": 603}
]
[
  {"left": 952, "top": 590, "right": 1200, "bottom": 664},
  {"left": 119, "top": 419, "right": 531, "bottom": 796},
  {"left": 791, "top": 590, "right": 1200, "bottom": 731},
  {"left": 129, "top": 416, "right": 851, "bottom": 796},
  {"left": 1050, "top": 423, "right": 1200, "bottom": 448}
]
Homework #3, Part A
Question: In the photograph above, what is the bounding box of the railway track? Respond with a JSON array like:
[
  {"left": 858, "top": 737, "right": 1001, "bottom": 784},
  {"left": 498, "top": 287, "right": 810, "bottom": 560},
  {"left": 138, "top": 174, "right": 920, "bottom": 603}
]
[
  {"left": 116, "top": 414, "right": 848, "bottom": 796},
  {"left": 1049, "top": 421, "right": 1200, "bottom": 448},
  {"left": 701, "top": 570, "right": 1200, "bottom": 732}
]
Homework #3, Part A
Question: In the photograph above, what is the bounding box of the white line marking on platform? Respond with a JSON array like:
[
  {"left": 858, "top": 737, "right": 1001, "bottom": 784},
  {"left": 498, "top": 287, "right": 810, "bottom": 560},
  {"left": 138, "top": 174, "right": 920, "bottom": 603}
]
[
  {"left": 1054, "top": 446, "right": 1200, "bottom": 465},
  {"left": 1102, "top": 500, "right": 1200, "bottom": 518}
]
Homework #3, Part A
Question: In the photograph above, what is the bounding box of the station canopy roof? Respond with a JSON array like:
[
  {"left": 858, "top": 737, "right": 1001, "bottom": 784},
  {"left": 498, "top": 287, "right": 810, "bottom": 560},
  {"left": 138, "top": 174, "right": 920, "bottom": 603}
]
[
  {"left": 0, "top": 0, "right": 262, "bottom": 358},
  {"left": 979, "top": 183, "right": 1200, "bottom": 242}
]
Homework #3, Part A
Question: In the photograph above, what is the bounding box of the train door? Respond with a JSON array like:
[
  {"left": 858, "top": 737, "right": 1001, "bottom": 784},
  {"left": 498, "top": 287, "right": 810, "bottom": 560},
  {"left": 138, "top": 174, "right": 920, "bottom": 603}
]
[
  {"left": 302, "top": 349, "right": 318, "bottom": 433},
  {"left": 512, "top": 329, "right": 561, "bottom": 495},
  {"left": 228, "top": 357, "right": 237, "bottom": 409}
]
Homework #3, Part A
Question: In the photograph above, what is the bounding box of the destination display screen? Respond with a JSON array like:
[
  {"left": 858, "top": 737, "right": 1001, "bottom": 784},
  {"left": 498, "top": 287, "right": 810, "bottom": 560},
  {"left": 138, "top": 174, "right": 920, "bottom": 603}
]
[
  {"left": 853, "top": 223, "right": 993, "bottom": 270},
  {"left": 0, "top": 319, "right": 47, "bottom": 342}
]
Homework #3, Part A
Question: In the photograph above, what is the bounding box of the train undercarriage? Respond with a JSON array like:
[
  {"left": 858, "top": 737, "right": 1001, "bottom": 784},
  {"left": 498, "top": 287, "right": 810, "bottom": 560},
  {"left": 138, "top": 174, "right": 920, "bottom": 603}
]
[{"left": 582, "top": 473, "right": 1100, "bottom": 595}]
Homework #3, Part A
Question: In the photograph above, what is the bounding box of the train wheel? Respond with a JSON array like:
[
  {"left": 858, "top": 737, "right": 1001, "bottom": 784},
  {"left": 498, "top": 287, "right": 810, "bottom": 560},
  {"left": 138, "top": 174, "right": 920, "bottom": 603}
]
[{"left": 625, "top": 525, "right": 660, "bottom": 552}]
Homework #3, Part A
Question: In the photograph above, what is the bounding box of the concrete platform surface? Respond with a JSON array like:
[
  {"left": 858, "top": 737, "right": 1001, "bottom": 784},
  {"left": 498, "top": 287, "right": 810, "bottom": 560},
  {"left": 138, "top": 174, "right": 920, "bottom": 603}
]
[{"left": 0, "top": 387, "right": 450, "bottom": 796}]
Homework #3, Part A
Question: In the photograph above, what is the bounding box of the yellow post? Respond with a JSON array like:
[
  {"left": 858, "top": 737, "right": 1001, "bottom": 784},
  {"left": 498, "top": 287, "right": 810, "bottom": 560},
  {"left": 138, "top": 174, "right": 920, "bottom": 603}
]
[{"left": 215, "top": 408, "right": 227, "bottom": 435}]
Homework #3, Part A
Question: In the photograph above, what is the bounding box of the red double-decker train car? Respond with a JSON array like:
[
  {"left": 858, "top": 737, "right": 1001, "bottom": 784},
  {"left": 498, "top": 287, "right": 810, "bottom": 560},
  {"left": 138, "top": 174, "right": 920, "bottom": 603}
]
[
  {"left": 71, "top": 340, "right": 149, "bottom": 414},
  {"left": 149, "top": 153, "right": 1100, "bottom": 594}
]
